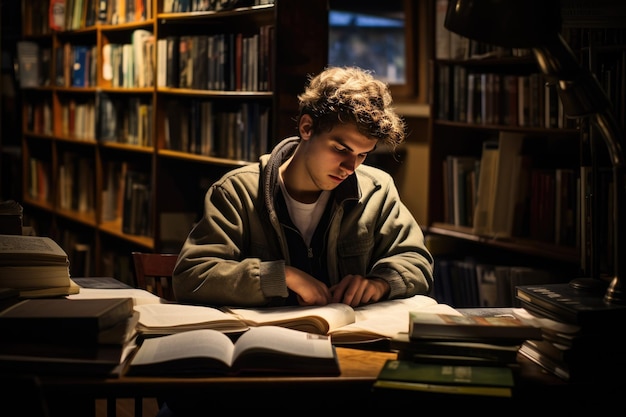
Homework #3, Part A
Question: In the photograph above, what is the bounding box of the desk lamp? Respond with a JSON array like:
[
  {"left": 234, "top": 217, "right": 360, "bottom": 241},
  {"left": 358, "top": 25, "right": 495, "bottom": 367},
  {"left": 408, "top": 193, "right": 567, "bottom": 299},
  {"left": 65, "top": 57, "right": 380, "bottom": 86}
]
[{"left": 444, "top": 0, "right": 626, "bottom": 304}]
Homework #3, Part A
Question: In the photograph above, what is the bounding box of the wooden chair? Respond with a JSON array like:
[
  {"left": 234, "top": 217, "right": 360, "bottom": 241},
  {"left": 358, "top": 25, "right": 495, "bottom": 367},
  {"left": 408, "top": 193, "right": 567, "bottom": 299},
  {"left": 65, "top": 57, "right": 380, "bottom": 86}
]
[
  {"left": 131, "top": 252, "right": 179, "bottom": 302},
  {"left": 128, "top": 252, "right": 180, "bottom": 416}
]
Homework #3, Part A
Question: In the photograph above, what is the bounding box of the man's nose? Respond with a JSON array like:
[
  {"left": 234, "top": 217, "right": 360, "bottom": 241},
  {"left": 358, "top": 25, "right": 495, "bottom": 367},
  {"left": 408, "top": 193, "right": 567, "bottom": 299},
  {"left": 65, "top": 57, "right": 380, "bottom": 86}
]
[{"left": 341, "top": 155, "right": 357, "bottom": 174}]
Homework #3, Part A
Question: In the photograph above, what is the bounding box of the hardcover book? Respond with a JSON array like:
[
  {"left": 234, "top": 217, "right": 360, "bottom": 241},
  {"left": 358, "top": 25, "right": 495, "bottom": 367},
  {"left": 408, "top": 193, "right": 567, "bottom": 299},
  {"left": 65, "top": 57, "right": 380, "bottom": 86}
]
[
  {"left": 126, "top": 326, "right": 340, "bottom": 377},
  {"left": 390, "top": 332, "right": 520, "bottom": 365},
  {"left": 0, "top": 234, "right": 76, "bottom": 296},
  {"left": 0, "top": 297, "right": 134, "bottom": 344},
  {"left": 515, "top": 283, "right": 626, "bottom": 327},
  {"left": 519, "top": 339, "right": 626, "bottom": 382},
  {"left": 408, "top": 310, "right": 542, "bottom": 343},
  {"left": 17, "top": 41, "right": 40, "bottom": 87},
  {"left": 0, "top": 337, "right": 137, "bottom": 377},
  {"left": 373, "top": 359, "right": 514, "bottom": 398},
  {"left": 71, "top": 45, "right": 89, "bottom": 87}
]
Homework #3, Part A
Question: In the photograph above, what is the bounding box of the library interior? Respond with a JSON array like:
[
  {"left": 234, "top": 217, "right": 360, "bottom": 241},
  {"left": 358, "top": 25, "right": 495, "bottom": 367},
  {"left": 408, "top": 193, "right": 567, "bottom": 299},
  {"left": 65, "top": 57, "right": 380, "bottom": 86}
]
[{"left": 1, "top": 0, "right": 625, "bottom": 416}]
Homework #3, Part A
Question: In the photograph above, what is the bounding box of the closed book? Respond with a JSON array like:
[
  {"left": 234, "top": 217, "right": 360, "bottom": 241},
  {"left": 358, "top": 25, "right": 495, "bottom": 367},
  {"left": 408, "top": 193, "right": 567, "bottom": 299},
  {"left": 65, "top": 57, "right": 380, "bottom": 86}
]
[
  {"left": 165, "top": 36, "right": 180, "bottom": 87},
  {"left": 515, "top": 283, "right": 626, "bottom": 327},
  {"left": 408, "top": 310, "right": 541, "bottom": 343},
  {"left": 518, "top": 342, "right": 572, "bottom": 381},
  {"left": 0, "top": 298, "right": 134, "bottom": 344},
  {"left": 0, "top": 337, "right": 137, "bottom": 377},
  {"left": 390, "top": 332, "right": 520, "bottom": 365},
  {"left": 522, "top": 339, "right": 579, "bottom": 364},
  {"left": 374, "top": 359, "right": 514, "bottom": 398},
  {"left": 71, "top": 276, "right": 134, "bottom": 289},
  {"left": 17, "top": 41, "right": 40, "bottom": 87},
  {"left": 98, "top": 311, "right": 140, "bottom": 345},
  {"left": 72, "top": 45, "right": 89, "bottom": 87}
]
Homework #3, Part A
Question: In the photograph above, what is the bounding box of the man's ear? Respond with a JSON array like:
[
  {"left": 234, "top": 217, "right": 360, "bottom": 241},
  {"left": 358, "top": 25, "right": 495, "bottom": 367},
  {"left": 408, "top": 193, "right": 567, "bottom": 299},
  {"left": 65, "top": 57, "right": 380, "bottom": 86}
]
[{"left": 298, "top": 114, "right": 313, "bottom": 140}]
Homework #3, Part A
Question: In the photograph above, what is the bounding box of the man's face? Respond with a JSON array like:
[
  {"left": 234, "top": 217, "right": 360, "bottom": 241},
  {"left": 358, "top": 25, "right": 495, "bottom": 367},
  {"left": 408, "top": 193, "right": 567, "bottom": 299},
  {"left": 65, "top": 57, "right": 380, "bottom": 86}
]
[{"left": 301, "top": 120, "right": 377, "bottom": 193}]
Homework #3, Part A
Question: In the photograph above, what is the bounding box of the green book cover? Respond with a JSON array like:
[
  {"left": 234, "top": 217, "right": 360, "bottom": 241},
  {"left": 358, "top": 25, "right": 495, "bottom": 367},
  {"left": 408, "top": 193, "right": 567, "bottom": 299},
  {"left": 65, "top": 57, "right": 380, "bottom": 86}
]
[{"left": 377, "top": 359, "right": 515, "bottom": 387}]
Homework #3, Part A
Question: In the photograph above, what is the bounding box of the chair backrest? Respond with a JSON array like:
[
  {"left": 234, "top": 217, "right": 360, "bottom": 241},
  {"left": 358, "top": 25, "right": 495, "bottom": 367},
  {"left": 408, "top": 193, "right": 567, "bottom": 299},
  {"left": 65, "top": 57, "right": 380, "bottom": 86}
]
[{"left": 131, "top": 252, "right": 179, "bottom": 301}]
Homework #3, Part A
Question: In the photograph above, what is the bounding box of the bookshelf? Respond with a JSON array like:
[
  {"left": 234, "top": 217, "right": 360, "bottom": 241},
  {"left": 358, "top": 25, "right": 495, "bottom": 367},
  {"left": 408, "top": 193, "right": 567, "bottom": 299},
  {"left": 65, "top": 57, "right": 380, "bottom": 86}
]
[
  {"left": 18, "top": 0, "right": 328, "bottom": 283},
  {"left": 424, "top": 0, "right": 626, "bottom": 307}
]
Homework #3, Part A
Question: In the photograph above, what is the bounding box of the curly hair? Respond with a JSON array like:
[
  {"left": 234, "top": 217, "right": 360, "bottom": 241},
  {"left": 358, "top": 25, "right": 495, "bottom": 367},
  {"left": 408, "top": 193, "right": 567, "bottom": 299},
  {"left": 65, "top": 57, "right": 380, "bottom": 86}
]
[{"left": 297, "top": 66, "right": 406, "bottom": 149}]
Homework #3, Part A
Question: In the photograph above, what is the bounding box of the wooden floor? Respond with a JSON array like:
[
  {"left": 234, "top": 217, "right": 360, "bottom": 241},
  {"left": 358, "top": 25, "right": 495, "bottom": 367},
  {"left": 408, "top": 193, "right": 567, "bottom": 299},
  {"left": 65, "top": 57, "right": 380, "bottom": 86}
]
[{"left": 95, "top": 398, "right": 160, "bottom": 417}]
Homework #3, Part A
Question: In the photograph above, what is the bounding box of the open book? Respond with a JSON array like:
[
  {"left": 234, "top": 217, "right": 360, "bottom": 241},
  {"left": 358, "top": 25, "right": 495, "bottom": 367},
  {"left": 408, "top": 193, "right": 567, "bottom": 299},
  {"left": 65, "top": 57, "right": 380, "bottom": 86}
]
[
  {"left": 134, "top": 303, "right": 250, "bottom": 336},
  {"left": 69, "top": 287, "right": 164, "bottom": 306},
  {"left": 0, "top": 234, "right": 75, "bottom": 297},
  {"left": 126, "top": 326, "right": 340, "bottom": 376},
  {"left": 70, "top": 290, "right": 459, "bottom": 345},
  {"left": 227, "top": 295, "right": 459, "bottom": 344},
  {"left": 328, "top": 298, "right": 459, "bottom": 344},
  {"left": 223, "top": 302, "right": 357, "bottom": 334},
  {"left": 131, "top": 295, "right": 458, "bottom": 344}
]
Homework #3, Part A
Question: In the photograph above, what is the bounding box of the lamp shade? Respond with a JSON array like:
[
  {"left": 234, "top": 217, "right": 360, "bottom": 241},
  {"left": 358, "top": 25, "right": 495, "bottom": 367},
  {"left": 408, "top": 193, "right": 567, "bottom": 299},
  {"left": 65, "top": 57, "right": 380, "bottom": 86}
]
[{"left": 443, "top": 0, "right": 562, "bottom": 48}]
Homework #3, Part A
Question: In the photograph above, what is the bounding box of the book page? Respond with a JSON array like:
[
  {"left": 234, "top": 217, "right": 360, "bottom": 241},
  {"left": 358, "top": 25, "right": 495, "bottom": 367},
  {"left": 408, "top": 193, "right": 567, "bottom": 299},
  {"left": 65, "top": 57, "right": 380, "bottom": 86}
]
[
  {"left": 353, "top": 295, "right": 441, "bottom": 322},
  {"left": 0, "top": 266, "right": 72, "bottom": 289},
  {"left": 0, "top": 235, "right": 68, "bottom": 264},
  {"left": 19, "top": 280, "right": 80, "bottom": 298},
  {"left": 330, "top": 297, "right": 459, "bottom": 343},
  {"left": 129, "top": 329, "right": 235, "bottom": 368},
  {"left": 68, "top": 287, "right": 163, "bottom": 306},
  {"left": 224, "top": 303, "right": 356, "bottom": 334},
  {"left": 233, "top": 326, "right": 335, "bottom": 360},
  {"left": 134, "top": 303, "right": 249, "bottom": 333}
]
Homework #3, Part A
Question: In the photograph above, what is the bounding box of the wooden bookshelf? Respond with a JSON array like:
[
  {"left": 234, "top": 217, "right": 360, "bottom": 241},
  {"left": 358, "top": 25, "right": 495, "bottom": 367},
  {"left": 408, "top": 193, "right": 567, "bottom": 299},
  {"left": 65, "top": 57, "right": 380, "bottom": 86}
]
[
  {"left": 424, "top": 0, "right": 626, "bottom": 307},
  {"left": 18, "top": 0, "right": 328, "bottom": 282}
]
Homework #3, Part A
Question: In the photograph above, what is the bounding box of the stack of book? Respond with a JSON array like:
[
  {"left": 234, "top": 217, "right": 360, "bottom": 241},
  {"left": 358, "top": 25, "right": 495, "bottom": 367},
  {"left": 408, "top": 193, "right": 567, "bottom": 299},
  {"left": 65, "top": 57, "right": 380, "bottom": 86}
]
[
  {"left": 0, "top": 297, "right": 138, "bottom": 376},
  {"left": 375, "top": 309, "right": 543, "bottom": 398},
  {"left": 374, "top": 358, "right": 516, "bottom": 399},
  {"left": 0, "top": 234, "right": 79, "bottom": 298},
  {"left": 515, "top": 283, "right": 626, "bottom": 382},
  {"left": 395, "top": 309, "right": 542, "bottom": 365}
]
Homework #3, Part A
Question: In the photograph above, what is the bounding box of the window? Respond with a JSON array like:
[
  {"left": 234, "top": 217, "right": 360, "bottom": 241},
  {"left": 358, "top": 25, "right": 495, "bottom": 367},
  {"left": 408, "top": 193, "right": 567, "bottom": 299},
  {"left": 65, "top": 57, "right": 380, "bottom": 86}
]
[{"left": 328, "top": 0, "right": 418, "bottom": 100}]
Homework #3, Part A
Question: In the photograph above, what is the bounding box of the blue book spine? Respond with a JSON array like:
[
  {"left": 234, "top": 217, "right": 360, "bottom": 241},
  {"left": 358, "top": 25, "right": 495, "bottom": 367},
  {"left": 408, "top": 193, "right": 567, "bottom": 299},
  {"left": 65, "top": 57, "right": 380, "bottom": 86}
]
[{"left": 72, "top": 46, "right": 90, "bottom": 87}]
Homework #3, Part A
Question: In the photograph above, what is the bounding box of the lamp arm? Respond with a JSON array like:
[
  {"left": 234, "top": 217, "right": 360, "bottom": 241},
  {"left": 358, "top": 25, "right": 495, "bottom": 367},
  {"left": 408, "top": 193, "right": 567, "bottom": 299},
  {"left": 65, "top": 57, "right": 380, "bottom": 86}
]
[{"left": 532, "top": 35, "right": 626, "bottom": 304}]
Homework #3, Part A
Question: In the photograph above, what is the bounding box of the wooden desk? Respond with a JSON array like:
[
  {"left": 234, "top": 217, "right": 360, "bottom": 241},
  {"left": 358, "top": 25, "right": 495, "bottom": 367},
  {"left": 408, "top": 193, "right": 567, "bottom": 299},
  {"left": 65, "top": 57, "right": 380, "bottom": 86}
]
[
  {"left": 22, "top": 346, "right": 624, "bottom": 416},
  {"left": 39, "top": 347, "right": 397, "bottom": 416}
]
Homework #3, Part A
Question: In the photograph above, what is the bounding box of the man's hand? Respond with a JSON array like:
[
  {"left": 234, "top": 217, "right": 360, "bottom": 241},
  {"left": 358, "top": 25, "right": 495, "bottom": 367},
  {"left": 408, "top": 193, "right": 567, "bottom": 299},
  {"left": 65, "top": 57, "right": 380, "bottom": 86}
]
[
  {"left": 284, "top": 266, "right": 332, "bottom": 306},
  {"left": 329, "top": 275, "right": 390, "bottom": 307}
]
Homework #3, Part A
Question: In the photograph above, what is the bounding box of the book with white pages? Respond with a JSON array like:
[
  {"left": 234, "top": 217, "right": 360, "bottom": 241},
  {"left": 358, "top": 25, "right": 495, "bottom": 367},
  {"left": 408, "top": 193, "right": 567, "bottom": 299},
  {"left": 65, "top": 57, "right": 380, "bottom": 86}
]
[
  {"left": 225, "top": 295, "right": 454, "bottom": 344},
  {"left": 134, "top": 303, "right": 250, "bottom": 337},
  {"left": 127, "top": 326, "right": 340, "bottom": 377},
  {"left": 68, "top": 287, "right": 164, "bottom": 306},
  {"left": 328, "top": 297, "right": 459, "bottom": 344},
  {"left": 222, "top": 302, "right": 356, "bottom": 335},
  {"left": 106, "top": 292, "right": 458, "bottom": 345}
]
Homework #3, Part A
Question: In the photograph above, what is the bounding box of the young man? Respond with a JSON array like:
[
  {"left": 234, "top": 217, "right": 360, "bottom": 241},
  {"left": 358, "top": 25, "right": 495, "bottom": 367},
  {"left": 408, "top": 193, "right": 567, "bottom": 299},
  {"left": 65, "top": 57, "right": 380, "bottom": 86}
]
[{"left": 172, "top": 66, "right": 434, "bottom": 308}]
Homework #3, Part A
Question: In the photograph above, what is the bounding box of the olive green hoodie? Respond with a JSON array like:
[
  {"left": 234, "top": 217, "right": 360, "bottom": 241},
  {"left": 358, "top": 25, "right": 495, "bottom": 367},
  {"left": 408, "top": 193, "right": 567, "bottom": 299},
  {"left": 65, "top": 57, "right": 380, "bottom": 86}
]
[{"left": 173, "top": 137, "right": 434, "bottom": 307}]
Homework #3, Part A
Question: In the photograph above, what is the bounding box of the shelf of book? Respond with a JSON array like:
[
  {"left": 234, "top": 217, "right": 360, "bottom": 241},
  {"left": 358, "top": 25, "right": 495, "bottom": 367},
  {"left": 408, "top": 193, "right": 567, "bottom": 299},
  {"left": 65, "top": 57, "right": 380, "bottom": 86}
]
[
  {"left": 424, "top": 0, "right": 625, "bottom": 307},
  {"left": 18, "top": 0, "right": 328, "bottom": 280}
]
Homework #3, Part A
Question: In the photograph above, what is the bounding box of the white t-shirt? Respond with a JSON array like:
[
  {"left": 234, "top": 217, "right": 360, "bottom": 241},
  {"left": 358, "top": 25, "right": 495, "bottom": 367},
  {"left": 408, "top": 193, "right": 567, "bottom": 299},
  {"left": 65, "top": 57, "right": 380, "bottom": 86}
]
[{"left": 279, "top": 175, "right": 330, "bottom": 247}]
